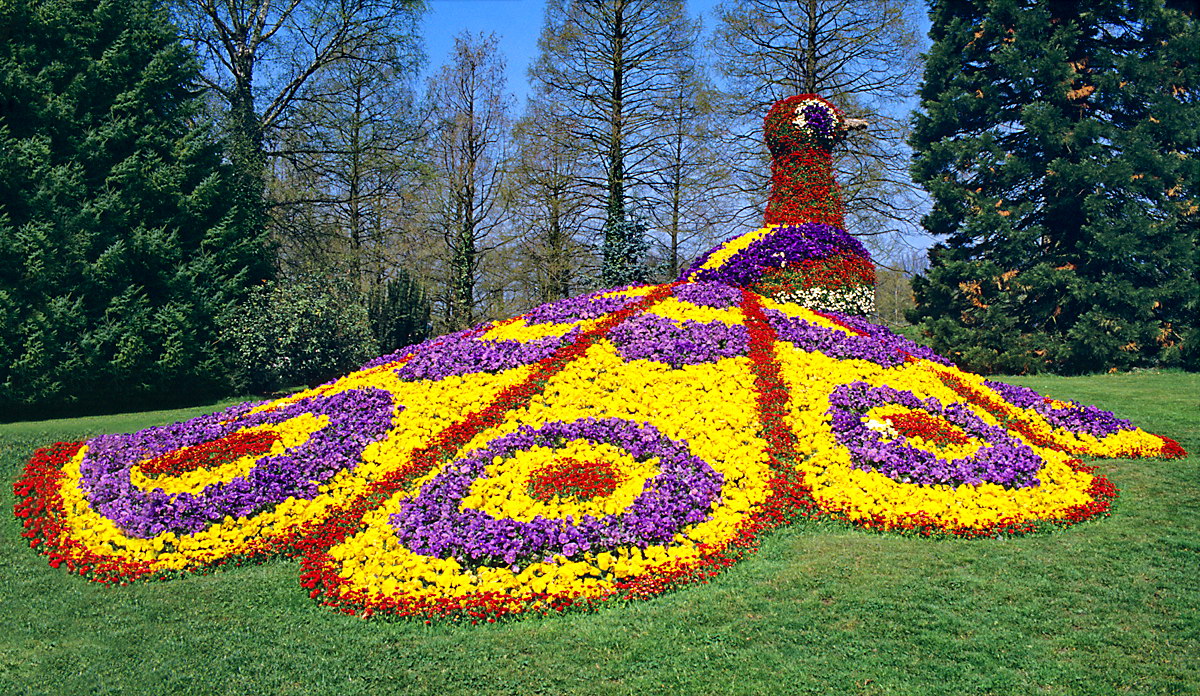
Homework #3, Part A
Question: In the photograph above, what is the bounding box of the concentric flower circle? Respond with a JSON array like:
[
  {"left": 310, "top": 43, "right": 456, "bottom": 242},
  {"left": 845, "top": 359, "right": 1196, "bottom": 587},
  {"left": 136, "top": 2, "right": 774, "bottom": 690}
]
[
  {"left": 827, "top": 382, "right": 1043, "bottom": 488},
  {"left": 78, "top": 388, "right": 396, "bottom": 538},
  {"left": 389, "top": 418, "right": 724, "bottom": 567}
]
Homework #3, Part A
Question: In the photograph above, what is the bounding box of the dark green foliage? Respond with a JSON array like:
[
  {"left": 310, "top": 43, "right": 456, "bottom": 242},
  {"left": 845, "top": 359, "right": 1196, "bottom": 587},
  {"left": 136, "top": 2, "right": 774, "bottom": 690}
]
[
  {"left": 221, "top": 276, "right": 377, "bottom": 394},
  {"left": 368, "top": 271, "right": 431, "bottom": 354},
  {"left": 909, "top": 0, "right": 1199, "bottom": 374},
  {"left": 0, "top": 0, "right": 272, "bottom": 418}
]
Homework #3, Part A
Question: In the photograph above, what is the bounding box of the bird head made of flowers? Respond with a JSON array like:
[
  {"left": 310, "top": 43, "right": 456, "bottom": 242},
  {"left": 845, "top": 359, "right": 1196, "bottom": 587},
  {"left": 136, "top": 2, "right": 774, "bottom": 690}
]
[
  {"left": 764, "top": 94, "right": 867, "bottom": 154},
  {"left": 682, "top": 94, "right": 875, "bottom": 315}
]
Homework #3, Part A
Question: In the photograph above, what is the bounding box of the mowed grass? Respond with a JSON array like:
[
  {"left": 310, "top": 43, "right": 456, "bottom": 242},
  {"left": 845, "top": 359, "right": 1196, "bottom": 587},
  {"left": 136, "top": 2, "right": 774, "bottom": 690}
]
[{"left": 1, "top": 373, "right": 1196, "bottom": 696}]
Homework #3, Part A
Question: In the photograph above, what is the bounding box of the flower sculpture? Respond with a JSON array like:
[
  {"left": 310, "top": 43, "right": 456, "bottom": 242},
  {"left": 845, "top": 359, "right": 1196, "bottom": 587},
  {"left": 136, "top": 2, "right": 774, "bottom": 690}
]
[{"left": 15, "top": 94, "right": 1186, "bottom": 622}]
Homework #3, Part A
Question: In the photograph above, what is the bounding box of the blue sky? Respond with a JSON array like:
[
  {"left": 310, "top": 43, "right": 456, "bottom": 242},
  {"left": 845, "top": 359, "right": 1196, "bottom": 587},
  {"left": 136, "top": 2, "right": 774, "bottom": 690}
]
[
  {"left": 420, "top": 0, "right": 724, "bottom": 105},
  {"left": 418, "top": 0, "right": 936, "bottom": 256}
]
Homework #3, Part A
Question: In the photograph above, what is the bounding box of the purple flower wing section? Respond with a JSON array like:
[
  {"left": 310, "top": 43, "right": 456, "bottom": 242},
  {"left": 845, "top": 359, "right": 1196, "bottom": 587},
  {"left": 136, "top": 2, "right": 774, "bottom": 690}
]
[
  {"left": 983, "top": 379, "right": 1134, "bottom": 437},
  {"left": 682, "top": 223, "right": 870, "bottom": 286},
  {"left": 607, "top": 313, "right": 749, "bottom": 367},
  {"left": 672, "top": 282, "right": 743, "bottom": 309},
  {"left": 766, "top": 309, "right": 909, "bottom": 367},
  {"left": 827, "top": 382, "right": 1043, "bottom": 489},
  {"left": 78, "top": 388, "right": 396, "bottom": 538},
  {"left": 520, "top": 289, "right": 641, "bottom": 325},
  {"left": 821, "top": 310, "right": 954, "bottom": 367},
  {"left": 389, "top": 418, "right": 723, "bottom": 567},
  {"left": 392, "top": 327, "right": 582, "bottom": 382}
]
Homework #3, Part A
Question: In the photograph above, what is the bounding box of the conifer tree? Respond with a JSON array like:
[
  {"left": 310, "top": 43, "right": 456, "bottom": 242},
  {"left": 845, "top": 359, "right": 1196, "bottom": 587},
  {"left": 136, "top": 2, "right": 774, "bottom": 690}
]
[
  {"left": 909, "top": 0, "right": 1199, "bottom": 374},
  {"left": 0, "top": 0, "right": 272, "bottom": 416}
]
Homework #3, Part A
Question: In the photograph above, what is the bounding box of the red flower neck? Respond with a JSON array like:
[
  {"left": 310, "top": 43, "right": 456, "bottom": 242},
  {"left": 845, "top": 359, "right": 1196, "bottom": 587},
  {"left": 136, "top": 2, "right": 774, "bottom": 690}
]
[{"left": 764, "top": 145, "right": 845, "bottom": 228}]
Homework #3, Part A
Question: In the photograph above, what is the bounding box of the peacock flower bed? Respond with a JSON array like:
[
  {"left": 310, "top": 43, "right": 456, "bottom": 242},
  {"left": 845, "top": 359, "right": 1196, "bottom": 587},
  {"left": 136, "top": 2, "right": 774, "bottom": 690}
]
[{"left": 15, "top": 95, "right": 1186, "bottom": 622}]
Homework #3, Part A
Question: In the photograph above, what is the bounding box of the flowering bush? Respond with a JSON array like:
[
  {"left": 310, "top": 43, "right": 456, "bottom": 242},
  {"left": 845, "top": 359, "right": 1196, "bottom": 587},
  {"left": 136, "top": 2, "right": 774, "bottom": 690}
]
[{"left": 13, "top": 94, "right": 1187, "bottom": 621}]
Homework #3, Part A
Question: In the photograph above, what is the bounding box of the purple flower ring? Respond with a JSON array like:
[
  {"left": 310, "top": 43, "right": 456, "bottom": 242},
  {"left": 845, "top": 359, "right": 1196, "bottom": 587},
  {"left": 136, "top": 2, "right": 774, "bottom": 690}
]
[
  {"left": 389, "top": 418, "right": 724, "bottom": 567},
  {"left": 982, "top": 379, "right": 1134, "bottom": 438},
  {"left": 827, "top": 382, "right": 1043, "bottom": 488},
  {"left": 78, "top": 387, "right": 397, "bottom": 538}
]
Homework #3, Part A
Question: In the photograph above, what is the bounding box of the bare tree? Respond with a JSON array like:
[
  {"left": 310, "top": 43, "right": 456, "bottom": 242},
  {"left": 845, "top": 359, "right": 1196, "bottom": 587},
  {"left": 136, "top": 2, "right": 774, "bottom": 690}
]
[
  {"left": 424, "top": 32, "right": 515, "bottom": 331},
  {"left": 171, "top": 0, "right": 423, "bottom": 236},
  {"left": 531, "top": 0, "right": 699, "bottom": 285},
  {"left": 509, "top": 97, "right": 591, "bottom": 303},
  {"left": 270, "top": 43, "right": 426, "bottom": 288},
  {"left": 710, "top": 0, "right": 926, "bottom": 251},
  {"left": 645, "top": 41, "right": 743, "bottom": 279}
]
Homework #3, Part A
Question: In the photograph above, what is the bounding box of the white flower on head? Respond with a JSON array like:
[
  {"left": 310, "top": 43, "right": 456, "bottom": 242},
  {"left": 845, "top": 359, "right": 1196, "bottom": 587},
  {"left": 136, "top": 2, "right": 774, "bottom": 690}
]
[{"left": 864, "top": 418, "right": 898, "bottom": 439}]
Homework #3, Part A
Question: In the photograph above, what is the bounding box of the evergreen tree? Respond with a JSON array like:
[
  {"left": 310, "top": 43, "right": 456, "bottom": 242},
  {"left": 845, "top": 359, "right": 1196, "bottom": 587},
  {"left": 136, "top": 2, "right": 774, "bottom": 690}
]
[
  {"left": 0, "top": 0, "right": 272, "bottom": 417},
  {"left": 601, "top": 207, "right": 650, "bottom": 287},
  {"left": 909, "top": 0, "right": 1199, "bottom": 374},
  {"left": 367, "top": 270, "right": 431, "bottom": 354}
]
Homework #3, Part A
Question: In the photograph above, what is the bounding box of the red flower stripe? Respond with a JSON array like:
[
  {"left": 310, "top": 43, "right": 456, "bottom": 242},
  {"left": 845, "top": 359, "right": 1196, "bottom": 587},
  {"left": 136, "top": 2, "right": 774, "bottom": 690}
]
[
  {"left": 14, "top": 442, "right": 158, "bottom": 583},
  {"left": 139, "top": 430, "right": 280, "bottom": 476}
]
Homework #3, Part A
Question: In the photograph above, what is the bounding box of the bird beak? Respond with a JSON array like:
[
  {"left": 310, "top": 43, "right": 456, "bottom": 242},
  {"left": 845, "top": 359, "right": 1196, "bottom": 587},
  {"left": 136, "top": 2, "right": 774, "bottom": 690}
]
[{"left": 843, "top": 118, "right": 870, "bottom": 131}]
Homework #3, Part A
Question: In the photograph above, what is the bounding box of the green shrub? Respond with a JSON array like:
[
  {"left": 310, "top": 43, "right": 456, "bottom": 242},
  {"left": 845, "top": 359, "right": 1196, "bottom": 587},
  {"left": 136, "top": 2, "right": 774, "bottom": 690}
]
[{"left": 221, "top": 276, "right": 377, "bottom": 394}]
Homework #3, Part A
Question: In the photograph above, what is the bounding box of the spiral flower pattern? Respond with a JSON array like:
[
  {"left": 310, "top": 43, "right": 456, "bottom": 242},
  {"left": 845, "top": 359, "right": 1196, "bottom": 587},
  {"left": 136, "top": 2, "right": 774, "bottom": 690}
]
[{"left": 390, "top": 418, "right": 723, "bottom": 567}]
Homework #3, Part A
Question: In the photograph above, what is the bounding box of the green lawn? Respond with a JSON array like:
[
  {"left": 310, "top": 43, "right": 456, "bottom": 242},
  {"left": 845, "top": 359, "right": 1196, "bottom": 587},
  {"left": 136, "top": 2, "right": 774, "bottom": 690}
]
[{"left": 2, "top": 373, "right": 1197, "bottom": 695}]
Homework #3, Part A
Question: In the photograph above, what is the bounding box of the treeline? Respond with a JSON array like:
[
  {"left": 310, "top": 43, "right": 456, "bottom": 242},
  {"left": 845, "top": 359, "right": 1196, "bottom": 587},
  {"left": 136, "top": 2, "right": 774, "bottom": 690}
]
[
  {"left": 5, "top": 0, "right": 1193, "bottom": 418},
  {"left": 1, "top": 0, "right": 925, "bottom": 417}
]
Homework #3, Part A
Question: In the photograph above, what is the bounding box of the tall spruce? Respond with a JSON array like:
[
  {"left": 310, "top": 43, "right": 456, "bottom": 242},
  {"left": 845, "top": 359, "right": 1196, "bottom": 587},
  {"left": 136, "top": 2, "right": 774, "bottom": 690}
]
[
  {"left": 909, "top": 0, "right": 1199, "bottom": 374},
  {"left": 0, "top": 0, "right": 271, "bottom": 416}
]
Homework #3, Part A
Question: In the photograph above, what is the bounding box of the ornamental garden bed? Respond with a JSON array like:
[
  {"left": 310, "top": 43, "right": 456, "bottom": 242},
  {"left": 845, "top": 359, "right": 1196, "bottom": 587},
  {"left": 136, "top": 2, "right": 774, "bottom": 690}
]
[{"left": 2, "top": 372, "right": 1196, "bottom": 696}]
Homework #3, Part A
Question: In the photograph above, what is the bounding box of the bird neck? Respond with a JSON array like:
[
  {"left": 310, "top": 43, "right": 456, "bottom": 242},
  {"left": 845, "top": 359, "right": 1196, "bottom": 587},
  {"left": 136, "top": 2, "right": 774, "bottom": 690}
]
[{"left": 764, "top": 145, "right": 846, "bottom": 229}]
